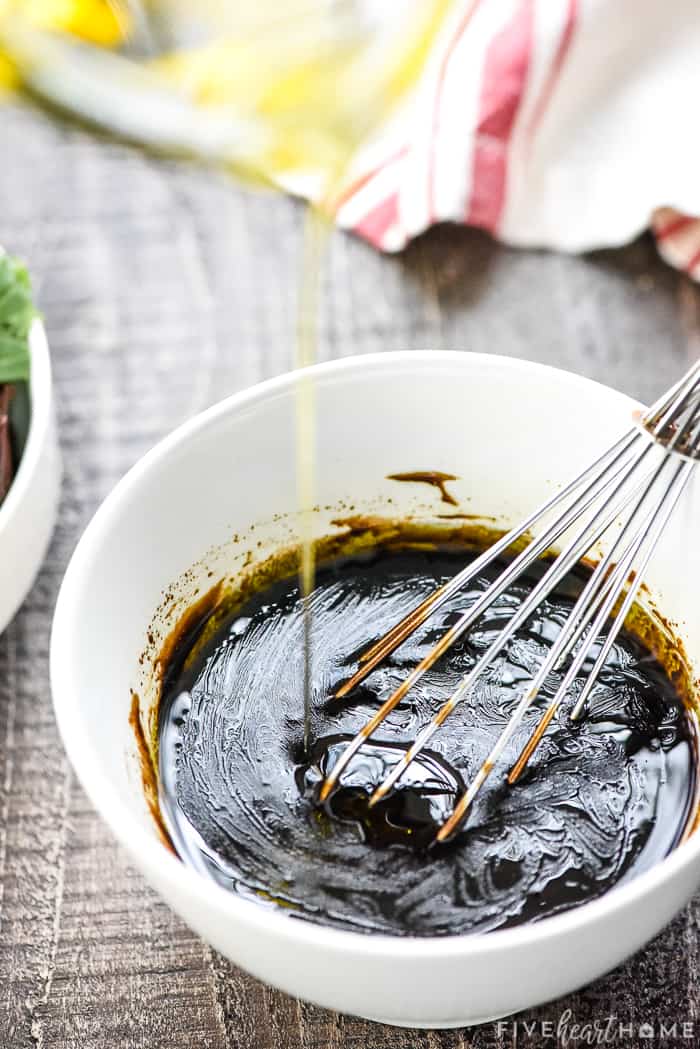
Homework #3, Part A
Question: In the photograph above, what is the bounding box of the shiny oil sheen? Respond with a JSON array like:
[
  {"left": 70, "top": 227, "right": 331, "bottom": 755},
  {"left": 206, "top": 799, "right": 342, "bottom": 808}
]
[{"left": 158, "top": 544, "right": 696, "bottom": 936}]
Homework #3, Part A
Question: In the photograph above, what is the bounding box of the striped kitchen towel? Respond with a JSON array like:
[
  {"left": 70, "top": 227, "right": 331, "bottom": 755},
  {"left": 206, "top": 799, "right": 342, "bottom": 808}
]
[
  {"left": 324, "top": 0, "right": 700, "bottom": 278},
  {"left": 2, "top": 0, "right": 699, "bottom": 276}
]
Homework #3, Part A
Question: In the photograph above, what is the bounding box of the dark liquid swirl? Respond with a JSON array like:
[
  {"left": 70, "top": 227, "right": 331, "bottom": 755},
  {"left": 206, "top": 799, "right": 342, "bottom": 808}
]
[{"left": 158, "top": 545, "right": 696, "bottom": 936}]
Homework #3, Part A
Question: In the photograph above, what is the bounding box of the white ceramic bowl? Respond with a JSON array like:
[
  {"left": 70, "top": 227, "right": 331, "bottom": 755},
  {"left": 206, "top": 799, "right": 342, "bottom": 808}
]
[
  {"left": 50, "top": 352, "right": 700, "bottom": 1028},
  {"left": 0, "top": 320, "right": 60, "bottom": 634}
]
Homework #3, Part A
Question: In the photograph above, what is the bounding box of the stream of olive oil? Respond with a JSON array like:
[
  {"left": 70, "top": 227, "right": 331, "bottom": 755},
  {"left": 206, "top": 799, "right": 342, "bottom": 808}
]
[
  {"left": 289, "top": 0, "right": 457, "bottom": 755},
  {"left": 295, "top": 206, "right": 329, "bottom": 755},
  {"left": 290, "top": 0, "right": 456, "bottom": 751}
]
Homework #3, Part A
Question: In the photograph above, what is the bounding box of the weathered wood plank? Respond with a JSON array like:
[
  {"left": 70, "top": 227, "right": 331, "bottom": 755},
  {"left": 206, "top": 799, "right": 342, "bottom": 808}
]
[{"left": 1, "top": 97, "right": 700, "bottom": 1048}]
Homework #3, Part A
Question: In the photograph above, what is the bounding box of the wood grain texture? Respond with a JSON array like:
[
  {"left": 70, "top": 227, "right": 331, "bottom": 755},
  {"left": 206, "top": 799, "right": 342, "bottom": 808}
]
[{"left": 1, "top": 97, "right": 700, "bottom": 1049}]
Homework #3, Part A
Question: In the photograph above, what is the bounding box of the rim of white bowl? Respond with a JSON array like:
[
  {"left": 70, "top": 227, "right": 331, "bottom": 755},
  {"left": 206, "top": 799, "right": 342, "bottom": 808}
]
[
  {"left": 51, "top": 350, "right": 700, "bottom": 960},
  {"left": 0, "top": 319, "right": 52, "bottom": 534}
]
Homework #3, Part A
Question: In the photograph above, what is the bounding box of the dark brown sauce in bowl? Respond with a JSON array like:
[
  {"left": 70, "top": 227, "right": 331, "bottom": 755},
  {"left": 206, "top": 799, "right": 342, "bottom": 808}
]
[{"left": 155, "top": 532, "right": 698, "bottom": 937}]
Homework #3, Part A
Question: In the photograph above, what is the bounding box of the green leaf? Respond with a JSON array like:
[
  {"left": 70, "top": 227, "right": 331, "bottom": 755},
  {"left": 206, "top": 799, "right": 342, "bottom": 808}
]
[
  {"left": 0, "top": 337, "right": 31, "bottom": 382},
  {"left": 0, "top": 253, "right": 37, "bottom": 384}
]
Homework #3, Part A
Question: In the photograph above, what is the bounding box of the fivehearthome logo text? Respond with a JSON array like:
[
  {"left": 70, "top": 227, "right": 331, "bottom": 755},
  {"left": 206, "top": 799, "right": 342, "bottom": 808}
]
[{"left": 495, "top": 1010, "right": 696, "bottom": 1044}]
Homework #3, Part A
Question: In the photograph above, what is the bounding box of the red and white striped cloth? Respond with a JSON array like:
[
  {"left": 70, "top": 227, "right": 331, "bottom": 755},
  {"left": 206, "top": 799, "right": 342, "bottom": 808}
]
[{"left": 306, "top": 0, "right": 700, "bottom": 278}]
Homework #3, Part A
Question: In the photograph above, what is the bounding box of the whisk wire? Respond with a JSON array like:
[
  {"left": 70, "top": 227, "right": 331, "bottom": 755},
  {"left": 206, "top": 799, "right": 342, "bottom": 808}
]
[
  {"left": 567, "top": 461, "right": 694, "bottom": 721},
  {"left": 369, "top": 448, "right": 659, "bottom": 810},
  {"left": 504, "top": 452, "right": 693, "bottom": 785},
  {"left": 438, "top": 456, "right": 698, "bottom": 842},
  {"left": 568, "top": 415, "right": 700, "bottom": 724},
  {"left": 348, "top": 371, "right": 700, "bottom": 686},
  {"left": 320, "top": 362, "right": 700, "bottom": 841},
  {"left": 320, "top": 436, "right": 653, "bottom": 802},
  {"left": 336, "top": 429, "right": 640, "bottom": 694}
]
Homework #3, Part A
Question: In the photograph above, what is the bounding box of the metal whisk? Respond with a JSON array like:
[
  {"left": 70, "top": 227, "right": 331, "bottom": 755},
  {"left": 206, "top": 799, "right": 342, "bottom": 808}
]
[{"left": 318, "top": 359, "right": 700, "bottom": 842}]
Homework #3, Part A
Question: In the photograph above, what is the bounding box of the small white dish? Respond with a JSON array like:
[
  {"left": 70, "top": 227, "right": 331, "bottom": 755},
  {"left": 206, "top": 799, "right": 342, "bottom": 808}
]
[
  {"left": 50, "top": 352, "right": 700, "bottom": 1028},
  {"left": 0, "top": 319, "right": 61, "bottom": 634}
]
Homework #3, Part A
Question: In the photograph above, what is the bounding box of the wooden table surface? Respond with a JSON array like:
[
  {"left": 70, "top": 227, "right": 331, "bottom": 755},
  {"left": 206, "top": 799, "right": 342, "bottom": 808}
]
[{"left": 2, "top": 98, "right": 700, "bottom": 1049}]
